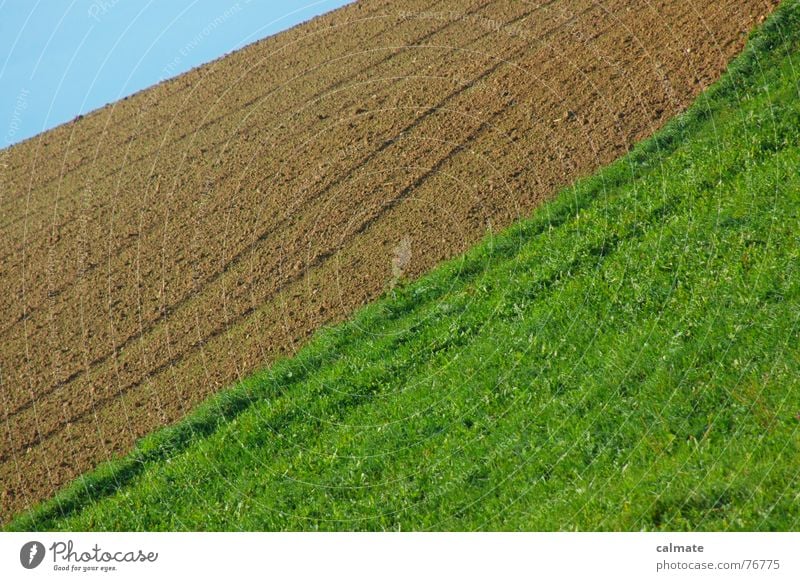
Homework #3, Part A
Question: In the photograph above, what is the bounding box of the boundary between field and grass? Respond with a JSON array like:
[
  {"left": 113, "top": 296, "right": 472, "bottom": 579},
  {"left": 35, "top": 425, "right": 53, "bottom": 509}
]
[{"left": 5, "top": 0, "right": 798, "bottom": 531}]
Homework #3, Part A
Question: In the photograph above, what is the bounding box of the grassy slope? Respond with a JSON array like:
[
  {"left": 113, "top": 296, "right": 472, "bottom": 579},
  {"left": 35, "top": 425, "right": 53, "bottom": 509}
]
[{"left": 8, "top": 1, "right": 800, "bottom": 531}]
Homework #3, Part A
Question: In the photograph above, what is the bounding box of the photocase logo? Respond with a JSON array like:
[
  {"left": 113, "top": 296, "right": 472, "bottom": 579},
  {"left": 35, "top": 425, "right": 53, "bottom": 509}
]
[{"left": 20, "top": 541, "right": 46, "bottom": 569}]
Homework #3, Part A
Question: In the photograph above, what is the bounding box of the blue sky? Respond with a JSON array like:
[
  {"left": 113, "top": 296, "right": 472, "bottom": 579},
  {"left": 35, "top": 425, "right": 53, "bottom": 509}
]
[{"left": 0, "top": 0, "right": 353, "bottom": 147}]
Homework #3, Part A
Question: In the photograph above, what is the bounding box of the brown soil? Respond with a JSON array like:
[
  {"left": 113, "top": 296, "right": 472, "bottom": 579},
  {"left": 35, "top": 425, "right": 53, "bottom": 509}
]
[{"left": 0, "top": 0, "right": 777, "bottom": 522}]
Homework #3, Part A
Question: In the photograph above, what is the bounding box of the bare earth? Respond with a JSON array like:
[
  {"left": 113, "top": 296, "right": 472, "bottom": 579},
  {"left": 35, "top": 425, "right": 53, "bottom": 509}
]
[{"left": 0, "top": 0, "right": 777, "bottom": 522}]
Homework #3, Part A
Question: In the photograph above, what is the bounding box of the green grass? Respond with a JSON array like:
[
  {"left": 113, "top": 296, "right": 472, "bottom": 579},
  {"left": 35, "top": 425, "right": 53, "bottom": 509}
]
[{"left": 8, "top": 1, "right": 800, "bottom": 531}]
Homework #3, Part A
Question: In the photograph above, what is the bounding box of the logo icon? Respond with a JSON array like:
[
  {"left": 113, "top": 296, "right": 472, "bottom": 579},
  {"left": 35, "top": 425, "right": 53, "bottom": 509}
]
[{"left": 20, "top": 541, "right": 46, "bottom": 569}]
